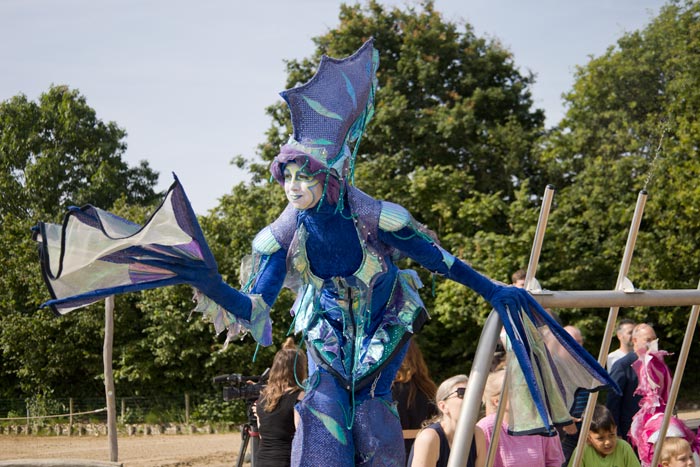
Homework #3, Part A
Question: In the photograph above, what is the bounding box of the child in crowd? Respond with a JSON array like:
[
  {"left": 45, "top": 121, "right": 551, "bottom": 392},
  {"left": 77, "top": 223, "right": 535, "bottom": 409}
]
[
  {"left": 568, "top": 405, "right": 640, "bottom": 467},
  {"left": 659, "top": 437, "right": 695, "bottom": 467}
]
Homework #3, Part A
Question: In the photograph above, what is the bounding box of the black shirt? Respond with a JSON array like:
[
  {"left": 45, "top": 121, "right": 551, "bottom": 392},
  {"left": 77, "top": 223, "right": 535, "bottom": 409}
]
[{"left": 255, "top": 390, "right": 301, "bottom": 467}]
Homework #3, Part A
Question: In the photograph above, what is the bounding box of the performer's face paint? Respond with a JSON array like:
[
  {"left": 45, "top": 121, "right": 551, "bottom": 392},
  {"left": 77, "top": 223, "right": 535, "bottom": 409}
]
[{"left": 284, "top": 163, "right": 323, "bottom": 210}]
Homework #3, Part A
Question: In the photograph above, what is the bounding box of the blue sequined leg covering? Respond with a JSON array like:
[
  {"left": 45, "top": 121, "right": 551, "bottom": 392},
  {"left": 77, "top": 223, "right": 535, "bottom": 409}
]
[
  {"left": 352, "top": 347, "right": 406, "bottom": 467},
  {"left": 292, "top": 369, "right": 355, "bottom": 466},
  {"left": 352, "top": 396, "right": 404, "bottom": 466},
  {"left": 292, "top": 344, "right": 408, "bottom": 466}
]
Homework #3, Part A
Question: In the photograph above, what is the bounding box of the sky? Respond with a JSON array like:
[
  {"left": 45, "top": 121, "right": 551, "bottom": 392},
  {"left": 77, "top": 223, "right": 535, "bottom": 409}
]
[{"left": 1, "top": 0, "right": 667, "bottom": 214}]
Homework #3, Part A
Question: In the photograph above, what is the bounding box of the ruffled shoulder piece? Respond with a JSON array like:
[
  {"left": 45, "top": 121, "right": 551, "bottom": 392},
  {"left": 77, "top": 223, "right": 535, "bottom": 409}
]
[
  {"left": 252, "top": 226, "right": 282, "bottom": 255},
  {"left": 269, "top": 203, "right": 298, "bottom": 250}
]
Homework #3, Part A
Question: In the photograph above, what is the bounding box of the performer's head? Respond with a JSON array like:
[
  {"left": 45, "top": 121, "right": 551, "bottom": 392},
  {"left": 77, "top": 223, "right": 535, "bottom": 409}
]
[
  {"left": 272, "top": 39, "right": 378, "bottom": 209},
  {"left": 270, "top": 143, "right": 342, "bottom": 208}
]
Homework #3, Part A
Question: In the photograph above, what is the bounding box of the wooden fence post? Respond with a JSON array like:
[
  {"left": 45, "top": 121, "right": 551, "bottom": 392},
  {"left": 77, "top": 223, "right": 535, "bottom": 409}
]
[{"left": 104, "top": 296, "right": 118, "bottom": 461}]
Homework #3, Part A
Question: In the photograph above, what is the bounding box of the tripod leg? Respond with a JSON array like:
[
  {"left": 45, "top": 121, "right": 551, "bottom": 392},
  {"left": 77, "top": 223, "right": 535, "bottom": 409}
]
[
  {"left": 236, "top": 424, "right": 250, "bottom": 467},
  {"left": 249, "top": 423, "right": 260, "bottom": 467}
]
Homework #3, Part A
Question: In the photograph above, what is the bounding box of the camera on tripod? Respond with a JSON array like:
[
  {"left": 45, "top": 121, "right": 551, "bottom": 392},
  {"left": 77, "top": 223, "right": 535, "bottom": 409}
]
[
  {"left": 213, "top": 368, "right": 270, "bottom": 467},
  {"left": 213, "top": 368, "right": 270, "bottom": 402}
]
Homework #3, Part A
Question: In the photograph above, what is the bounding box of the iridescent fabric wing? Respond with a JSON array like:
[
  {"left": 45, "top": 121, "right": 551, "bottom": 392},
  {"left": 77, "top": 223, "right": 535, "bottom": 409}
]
[
  {"left": 497, "top": 293, "right": 618, "bottom": 435},
  {"left": 34, "top": 175, "right": 216, "bottom": 315}
]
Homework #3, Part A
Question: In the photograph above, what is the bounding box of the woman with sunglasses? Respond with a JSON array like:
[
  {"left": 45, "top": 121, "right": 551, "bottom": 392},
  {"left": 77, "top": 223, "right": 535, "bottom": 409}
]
[{"left": 409, "top": 375, "right": 486, "bottom": 467}]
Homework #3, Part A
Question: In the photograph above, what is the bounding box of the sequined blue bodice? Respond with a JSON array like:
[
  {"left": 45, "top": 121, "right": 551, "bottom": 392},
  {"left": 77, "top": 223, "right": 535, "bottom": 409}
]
[{"left": 284, "top": 200, "right": 425, "bottom": 388}]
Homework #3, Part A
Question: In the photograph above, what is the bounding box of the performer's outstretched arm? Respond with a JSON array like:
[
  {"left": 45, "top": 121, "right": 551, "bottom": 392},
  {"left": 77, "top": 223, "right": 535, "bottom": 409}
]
[
  {"left": 377, "top": 224, "right": 503, "bottom": 303},
  {"left": 376, "top": 203, "right": 619, "bottom": 436}
]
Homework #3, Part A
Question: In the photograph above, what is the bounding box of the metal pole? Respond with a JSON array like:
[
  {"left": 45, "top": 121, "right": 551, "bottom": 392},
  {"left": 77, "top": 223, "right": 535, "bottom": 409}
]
[
  {"left": 572, "top": 190, "right": 647, "bottom": 467},
  {"left": 525, "top": 184, "right": 555, "bottom": 290},
  {"left": 649, "top": 279, "right": 700, "bottom": 467},
  {"left": 447, "top": 311, "right": 502, "bottom": 467},
  {"left": 104, "top": 295, "right": 118, "bottom": 462},
  {"left": 532, "top": 289, "right": 700, "bottom": 308}
]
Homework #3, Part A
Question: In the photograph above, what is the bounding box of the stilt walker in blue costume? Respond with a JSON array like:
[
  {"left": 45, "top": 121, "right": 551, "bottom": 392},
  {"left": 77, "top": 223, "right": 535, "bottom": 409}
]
[{"left": 34, "top": 39, "right": 618, "bottom": 466}]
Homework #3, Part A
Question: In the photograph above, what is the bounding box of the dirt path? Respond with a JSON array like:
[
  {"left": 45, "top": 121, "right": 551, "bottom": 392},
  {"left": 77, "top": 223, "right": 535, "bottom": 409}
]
[
  {"left": 2, "top": 410, "right": 699, "bottom": 466},
  {"left": 0, "top": 433, "right": 246, "bottom": 467}
]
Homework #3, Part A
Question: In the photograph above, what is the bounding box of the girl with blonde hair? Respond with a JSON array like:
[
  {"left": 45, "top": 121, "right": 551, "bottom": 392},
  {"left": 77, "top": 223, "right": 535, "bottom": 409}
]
[{"left": 477, "top": 369, "right": 564, "bottom": 467}]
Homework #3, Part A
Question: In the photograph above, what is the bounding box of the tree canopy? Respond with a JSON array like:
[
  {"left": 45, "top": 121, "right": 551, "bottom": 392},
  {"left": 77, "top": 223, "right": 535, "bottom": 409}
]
[
  {"left": 2, "top": 0, "right": 700, "bottom": 405},
  {"left": 0, "top": 85, "right": 159, "bottom": 220},
  {"left": 538, "top": 0, "right": 700, "bottom": 392},
  {"left": 0, "top": 86, "right": 160, "bottom": 398}
]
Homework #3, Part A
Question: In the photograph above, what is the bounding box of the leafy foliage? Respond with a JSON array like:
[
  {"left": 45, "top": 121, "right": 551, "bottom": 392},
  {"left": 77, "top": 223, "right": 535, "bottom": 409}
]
[
  {"left": 538, "top": 0, "right": 700, "bottom": 391},
  {"left": 0, "top": 87, "right": 159, "bottom": 398},
  {"left": 2, "top": 0, "right": 700, "bottom": 406},
  {"left": 0, "top": 85, "right": 159, "bottom": 219}
]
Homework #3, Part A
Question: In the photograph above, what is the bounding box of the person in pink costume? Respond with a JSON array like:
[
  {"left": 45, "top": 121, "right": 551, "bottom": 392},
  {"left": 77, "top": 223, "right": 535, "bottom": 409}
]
[{"left": 628, "top": 343, "right": 700, "bottom": 466}]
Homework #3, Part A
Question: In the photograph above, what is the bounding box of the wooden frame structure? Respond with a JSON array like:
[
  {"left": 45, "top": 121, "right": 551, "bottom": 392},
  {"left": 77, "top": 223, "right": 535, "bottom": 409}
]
[{"left": 448, "top": 187, "right": 700, "bottom": 467}]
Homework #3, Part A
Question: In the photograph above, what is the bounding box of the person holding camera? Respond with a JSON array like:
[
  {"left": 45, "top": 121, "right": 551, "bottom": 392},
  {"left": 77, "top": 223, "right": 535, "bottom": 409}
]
[{"left": 255, "top": 338, "right": 307, "bottom": 467}]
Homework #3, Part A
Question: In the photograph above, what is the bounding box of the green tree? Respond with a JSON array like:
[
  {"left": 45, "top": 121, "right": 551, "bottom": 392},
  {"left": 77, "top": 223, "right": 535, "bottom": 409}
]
[
  {"left": 0, "top": 85, "right": 159, "bottom": 219},
  {"left": 0, "top": 86, "right": 160, "bottom": 398},
  {"left": 538, "top": 0, "right": 700, "bottom": 392}
]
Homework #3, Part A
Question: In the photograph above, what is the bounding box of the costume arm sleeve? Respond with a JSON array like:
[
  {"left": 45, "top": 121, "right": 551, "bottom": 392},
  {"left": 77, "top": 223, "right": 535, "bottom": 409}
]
[
  {"left": 248, "top": 248, "right": 288, "bottom": 307},
  {"left": 378, "top": 227, "right": 499, "bottom": 303},
  {"left": 191, "top": 246, "right": 287, "bottom": 348}
]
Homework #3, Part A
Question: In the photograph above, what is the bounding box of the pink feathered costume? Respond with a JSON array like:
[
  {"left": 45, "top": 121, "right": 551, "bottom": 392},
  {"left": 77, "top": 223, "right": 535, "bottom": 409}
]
[{"left": 628, "top": 348, "right": 700, "bottom": 466}]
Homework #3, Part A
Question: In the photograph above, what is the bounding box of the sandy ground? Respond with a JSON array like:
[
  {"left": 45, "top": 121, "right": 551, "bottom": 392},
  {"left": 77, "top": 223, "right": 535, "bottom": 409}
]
[
  {"left": 0, "top": 433, "right": 247, "bottom": 467},
  {"left": 2, "top": 411, "right": 699, "bottom": 467}
]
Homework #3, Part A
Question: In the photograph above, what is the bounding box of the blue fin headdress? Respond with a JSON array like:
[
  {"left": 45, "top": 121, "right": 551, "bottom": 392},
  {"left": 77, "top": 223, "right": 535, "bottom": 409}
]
[{"left": 271, "top": 38, "right": 379, "bottom": 189}]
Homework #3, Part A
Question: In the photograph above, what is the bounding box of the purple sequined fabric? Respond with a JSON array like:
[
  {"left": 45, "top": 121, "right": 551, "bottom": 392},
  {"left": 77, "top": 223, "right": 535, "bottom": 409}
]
[{"left": 280, "top": 39, "right": 377, "bottom": 168}]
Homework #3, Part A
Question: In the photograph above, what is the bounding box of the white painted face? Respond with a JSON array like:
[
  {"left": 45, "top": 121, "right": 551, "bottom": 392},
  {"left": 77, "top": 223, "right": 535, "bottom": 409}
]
[{"left": 284, "top": 163, "right": 323, "bottom": 210}]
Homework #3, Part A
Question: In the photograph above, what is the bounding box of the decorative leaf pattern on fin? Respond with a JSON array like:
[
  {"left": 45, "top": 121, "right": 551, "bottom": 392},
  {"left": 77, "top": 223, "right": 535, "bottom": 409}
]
[
  {"left": 301, "top": 96, "right": 343, "bottom": 121},
  {"left": 310, "top": 138, "right": 335, "bottom": 146},
  {"left": 341, "top": 71, "right": 357, "bottom": 109},
  {"left": 307, "top": 405, "right": 348, "bottom": 445}
]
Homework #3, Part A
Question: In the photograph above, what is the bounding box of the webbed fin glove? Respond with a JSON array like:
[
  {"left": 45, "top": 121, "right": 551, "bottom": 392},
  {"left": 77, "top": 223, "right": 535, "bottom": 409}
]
[
  {"left": 445, "top": 254, "right": 619, "bottom": 435},
  {"left": 33, "top": 175, "right": 272, "bottom": 347}
]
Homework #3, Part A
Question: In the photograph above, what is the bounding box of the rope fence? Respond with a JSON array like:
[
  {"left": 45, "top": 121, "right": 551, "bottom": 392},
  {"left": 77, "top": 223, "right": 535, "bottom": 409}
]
[
  {"left": 0, "top": 393, "right": 246, "bottom": 427},
  {"left": 0, "top": 407, "right": 107, "bottom": 421}
]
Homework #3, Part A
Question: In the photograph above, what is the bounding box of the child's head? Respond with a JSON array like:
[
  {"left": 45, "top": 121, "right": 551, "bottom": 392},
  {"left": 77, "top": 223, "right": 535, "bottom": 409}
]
[
  {"left": 660, "top": 437, "right": 694, "bottom": 467},
  {"left": 587, "top": 405, "right": 618, "bottom": 457}
]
